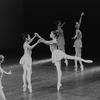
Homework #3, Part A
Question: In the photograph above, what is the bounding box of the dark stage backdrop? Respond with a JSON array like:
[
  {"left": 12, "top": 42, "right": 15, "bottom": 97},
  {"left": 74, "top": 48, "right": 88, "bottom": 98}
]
[
  {"left": 0, "top": 0, "right": 23, "bottom": 49},
  {"left": 0, "top": 0, "right": 100, "bottom": 61}
]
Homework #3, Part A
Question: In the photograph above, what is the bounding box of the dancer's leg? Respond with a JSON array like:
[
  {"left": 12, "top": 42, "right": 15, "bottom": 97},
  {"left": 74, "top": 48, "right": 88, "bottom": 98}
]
[
  {"left": 27, "top": 67, "right": 32, "bottom": 93},
  {"left": 64, "top": 54, "right": 93, "bottom": 63},
  {"left": 0, "top": 88, "right": 6, "bottom": 100},
  {"left": 22, "top": 66, "right": 27, "bottom": 91},
  {"left": 79, "top": 60, "right": 84, "bottom": 71},
  {"left": 60, "top": 45, "right": 68, "bottom": 67},
  {"left": 74, "top": 48, "right": 78, "bottom": 71},
  {"left": 78, "top": 49, "right": 84, "bottom": 71},
  {"left": 55, "top": 61, "right": 62, "bottom": 91}
]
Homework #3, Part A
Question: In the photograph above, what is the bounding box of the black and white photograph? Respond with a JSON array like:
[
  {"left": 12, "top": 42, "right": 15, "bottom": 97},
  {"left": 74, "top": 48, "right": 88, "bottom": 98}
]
[{"left": 0, "top": 0, "right": 100, "bottom": 100}]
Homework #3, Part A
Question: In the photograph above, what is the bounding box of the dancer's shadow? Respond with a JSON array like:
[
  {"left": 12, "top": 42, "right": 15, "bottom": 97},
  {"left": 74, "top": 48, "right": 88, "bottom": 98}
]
[
  {"left": 22, "top": 92, "right": 33, "bottom": 100},
  {"left": 28, "top": 93, "right": 33, "bottom": 100},
  {"left": 56, "top": 92, "right": 63, "bottom": 100}
]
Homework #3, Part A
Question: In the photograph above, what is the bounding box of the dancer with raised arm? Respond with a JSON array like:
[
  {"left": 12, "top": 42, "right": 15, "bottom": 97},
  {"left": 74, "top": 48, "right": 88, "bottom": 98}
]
[
  {"left": 19, "top": 33, "right": 40, "bottom": 93},
  {"left": 0, "top": 55, "right": 11, "bottom": 100},
  {"left": 56, "top": 20, "right": 68, "bottom": 67},
  {"left": 72, "top": 12, "right": 84, "bottom": 72},
  {"left": 35, "top": 31, "right": 92, "bottom": 91}
]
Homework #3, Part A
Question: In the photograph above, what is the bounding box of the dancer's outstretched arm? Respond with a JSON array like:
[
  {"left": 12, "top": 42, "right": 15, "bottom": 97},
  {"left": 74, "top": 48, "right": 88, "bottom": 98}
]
[
  {"left": 42, "top": 39, "right": 56, "bottom": 45},
  {"left": 78, "top": 12, "right": 84, "bottom": 28},
  {"left": 31, "top": 39, "right": 41, "bottom": 49},
  {"left": 35, "top": 32, "right": 56, "bottom": 45},
  {"left": 28, "top": 34, "right": 37, "bottom": 44},
  {"left": 0, "top": 67, "right": 12, "bottom": 75},
  {"left": 34, "top": 32, "right": 45, "bottom": 41},
  {"left": 60, "top": 22, "right": 66, "bottom": 28}
]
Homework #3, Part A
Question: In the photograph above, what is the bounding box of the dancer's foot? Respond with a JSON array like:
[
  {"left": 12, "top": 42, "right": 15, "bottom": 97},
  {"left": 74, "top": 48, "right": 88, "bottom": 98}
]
[
  {"left": 28, "top": 85, "right": 32, "bottom": 93},
  {"left": 84, "top": 60, "right": 93, "bottom": 63},
  {"left": 23, "top": 85, "right": 26, "bottom": 92},
  {"left": 80, "top": 65, "right": 84, "bottom": 72},
  {"left": 57, "top": 83, "right": 62, "bottom": 91},
  {"left": 74, "top": 66, "right": 78, "bottom": 72},
  {"left": 65, "top": 60, "right": 68, "bottom": 67}
]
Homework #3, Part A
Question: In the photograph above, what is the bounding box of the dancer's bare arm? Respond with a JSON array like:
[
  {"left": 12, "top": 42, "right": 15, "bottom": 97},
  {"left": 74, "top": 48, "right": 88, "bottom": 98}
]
[
  {"left": 28, "top": 34, "right": 36, "bottom": 44},
  {"left": 1, "top": 68, "right": 12, "bottom": 75},
  {"left": 78, "top": 12, "right": 84, "bottom": 28},
  {"left": 61, "top": 22, "right": 66, "bottom": 28},
  {"left": 42, "top": 39, "right": 57, "bottom": 45},
  {"left": 72, "top": 30, "right": 78, "bottom": 39},
  {"left": 34, "top": 32, "right": 45, "bottom": 41},
  {"left": 31, "top": 39, "right": 41, "bottom": 49}
]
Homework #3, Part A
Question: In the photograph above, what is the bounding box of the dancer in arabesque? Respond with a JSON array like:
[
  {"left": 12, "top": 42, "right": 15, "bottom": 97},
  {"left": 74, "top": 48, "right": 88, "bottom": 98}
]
[
  {"left": 19, "top": 33, "right": 40, "bottom": 93},
  {"left": 35, "top": 31, "right": 93, "bottom": 91},
  {"left": 0, "top": 55, "right": 11, "bottom": 100}
]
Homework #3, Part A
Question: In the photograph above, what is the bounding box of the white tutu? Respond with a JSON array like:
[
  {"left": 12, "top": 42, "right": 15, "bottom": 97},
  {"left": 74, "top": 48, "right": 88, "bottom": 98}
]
[
  {"left": 19, "top": 54, "right": 32, "bottom": 67},
  {"left": 52, "top": 50, "right": 65, "bottom": 63},
  {"left": 73, "top": 39, "right": 82, "bottom": 48}
]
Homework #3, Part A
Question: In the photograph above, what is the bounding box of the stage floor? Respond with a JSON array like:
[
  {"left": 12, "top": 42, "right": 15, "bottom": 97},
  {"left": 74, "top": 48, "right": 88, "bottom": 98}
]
[{"left": 1, "top": 58, "right": 100, "bottom": 100}]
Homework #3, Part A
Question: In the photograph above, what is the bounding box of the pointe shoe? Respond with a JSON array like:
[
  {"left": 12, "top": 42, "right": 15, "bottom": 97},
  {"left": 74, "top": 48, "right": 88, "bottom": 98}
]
[
  {"left": 28, "top": 85, "right": 32, "bottom": 93},
  {"left": 80, "top": 66, "right": 84, "bottom": 72},
  {"left": 57, "top": 83, "right": 62, "bottom": 91},
  {"left": 65, "top": 60, "right": 68, "bottom": 67},
  {"left": 23, "top": 85, "right": 26, "bottom": 92},
  {"left": 85, "top": 60, "right": 93, "bottom": 63},
  {"left": 74, "top": 66, "right": 78, "bottom": 72}
]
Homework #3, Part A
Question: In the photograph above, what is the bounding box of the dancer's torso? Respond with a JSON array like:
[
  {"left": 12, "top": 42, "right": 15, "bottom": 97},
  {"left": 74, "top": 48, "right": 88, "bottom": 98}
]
[
  {"left": 49, "top": 39, "right": 58, "bottom": 53},
  {"left": 23, "top": 42, "right": 32, "bottom": 56},
  {"left": 0, "top": 67, "right": 3, "bottom": 81},
  {"left": 58, "top": 28, "right": 64, "bottom": 37},
  {"left": 57, "top": 28, "right": 65, "bottom": 45}
]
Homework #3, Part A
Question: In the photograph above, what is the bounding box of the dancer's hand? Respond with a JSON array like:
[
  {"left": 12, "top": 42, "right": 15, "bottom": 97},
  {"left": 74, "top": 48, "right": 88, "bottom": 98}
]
[
  {"left": 38, "top": 38, "right": 44, "bottom": 43},
  {"left": 34, "top": 32, "right": 38, "bottom": 36},
  {"left": 81, "top": 12, "right": 84, "bottom": 16},
  {"left": 34, "top": 32, "right": 40, "bottom": 38},
  {"left": 34, "top": 33, "right": 37, "bottom": 37},
  {"left": 37, "top": 39, "right": 42, "bottom": 43},
  {"left": 8, "top": 70, "right": 12, "bottom": 75},
  {"left": 72, "top": 37, "right": 74, "bottom": 39}
]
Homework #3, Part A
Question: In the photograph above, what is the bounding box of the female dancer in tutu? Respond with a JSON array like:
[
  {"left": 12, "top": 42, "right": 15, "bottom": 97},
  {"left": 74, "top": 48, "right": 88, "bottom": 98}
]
[
  {"left": 35, "top": 31, "right": 92, "bottom": 91},
  {"left": 72, "top": 12, "right": 84, "bottom": 71},
  {"left": 19, "top": 33, "right": 40, "bottom": 93},
  {"left": 0, "top": 55, "right": 11, "bottom": 100}
]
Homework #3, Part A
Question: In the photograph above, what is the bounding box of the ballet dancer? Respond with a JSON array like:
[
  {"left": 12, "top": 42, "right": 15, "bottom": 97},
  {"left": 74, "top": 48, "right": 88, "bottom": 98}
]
[
  {"left": 56, "top": 20, "right": 68, "bottom": 67},
  {"left": 0, "top": 55, "right": 11, "bottom": 100},
  {"left": 72, "top": 12, "right": 84, "bottom": 72},
  {"left": 35, "top": 31, "right": 92, "bottom": 91},
  {"left": 19, "top": 33, "right": 40, "bottom": 93}
]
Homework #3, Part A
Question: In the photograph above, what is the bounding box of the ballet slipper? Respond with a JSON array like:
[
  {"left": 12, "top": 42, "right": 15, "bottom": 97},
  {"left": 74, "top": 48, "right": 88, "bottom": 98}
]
[
  {"left": 64, "top": 60, "right": 68, "bottom": 67},
  {"left": 84, "top": 60, "right": 93, "bottom": 63},
  {"left": 23, "top": 86, "right": 26, "bottom": 92},
  {"left": 74, "top": 65, "right": 78, "bottom": 72},
  {"left": 80, "top": 65, "right": 84, "bottom": 72},
  {"left": 57, "top": 83, "right": 62, "bottom": 91},
  {"left": 28, "top": 85, "right": 32, "bottom": 93},
  {"left": 23, "top": 84, "right": 26, "bottom": 92}
]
